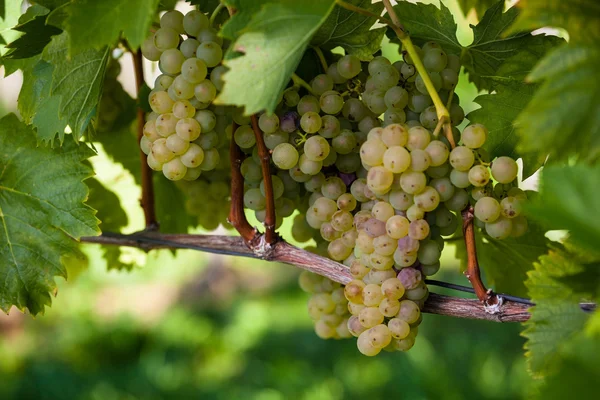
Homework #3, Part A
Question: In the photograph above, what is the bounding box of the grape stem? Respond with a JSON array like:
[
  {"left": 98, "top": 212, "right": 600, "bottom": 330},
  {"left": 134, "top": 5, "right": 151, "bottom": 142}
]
[
  {"left": 131, "top": 48, "right": 158, "bottom": 231},
  {"left": 228, "top": 123, "right": 259, "bottom": 245},
  {"left": 250, "top": 115, "right": 278, "bottom": 245},
  {"left": 312, "top": 46, "right": 329, "bottom": 71},
  {"left": 291, "top": 73, "right": 317, "bottom": 96},
  {"left": 80, "top": 231, "right": 541, "bottom": 322},
  {"left": 210, "top": 3, "right": 226, "bottom": 27}
]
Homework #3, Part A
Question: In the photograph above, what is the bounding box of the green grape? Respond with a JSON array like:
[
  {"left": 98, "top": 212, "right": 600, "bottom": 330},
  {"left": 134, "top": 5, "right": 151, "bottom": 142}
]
[
  {"left": 400, "top": 63, "right": 417, "bottom": 82},
  {"left": 409, "top": 149, "right": 431, "bottom": 172},
  {"left": 423, "top": 48, "right": 448, "bottom": 72},
  {"left": 284, "top": 89, "right": 300, "bottom": 107},
  {"left": 241, "top": 158, "right": 262, "bottom": 182},
  {"left": 319, "top": 115, "right": 341, "bottom": 138},
  {"left": 384, "top": 86, "right": 409, "bottom": 109},
  {"left": 405, "top": 282, "right": 429, "bottom": 301},
  {"left": 474, "top": 196, "right": 501, "bottom": 223},
  {"left": 367, "top": 166, "right": 394, "bottom": 193},
  {"left": 300, "top": 111, "right": 323, "bottom": 133},
  {"left": 372, "top": 201, "right": 395, "bottom": 222},
  {"left": 365, "top": 90, "right": 387, "bottom": 115},
  {"left": 289, "top": 165, "right": 311, "bottom": 182},
  {"left": 337, "top": 54, "right": 361, "bottom": 79},
  {"left": 383, "top": 108, "right": 406, "bottom": 126},
  {"left": 180, "top": 38, "right": 200, "bottom": 58},
  {"left": 179, "top": 143, "right": 205, "bottom": 168},
  {"left": 154, "top": 74, "right": 174, "bottom": 91},
  {"left": 210, "top": 65, "right": 227, "bottom": 91},
  {"left": 149, "top": 91, "right": 174, "bottom": 114},
  {"left": 510, "top": 216, "right": 528, "bottom": 237},
  {"left": 258, "top": 113, "right": 279, "bottom": 134},
  {"left": 434, "top": 206, "right": 454, "bottom": 228},
  {"left": 323, "top": 149, "right": 338, "bottom": 167},
  {"left": 162, "top": 157, "right": 187, "bottom": 181},
  {"left": 159, "top": 49, "right": 185, "bottom": 75},
  {"left": 407, "top": 93, "right": 432, "bottom": 113},
  {"left": 449, "top": 146, "right": 475, "bottom": 171},
  {"left": 195, "top": 41, "right": 223, "bottom": 68},
  {"left": 305, "top": 173, "right": 325, "bottom": 193},
  {"left": 419, "top": 106, "right": 438, "bottom": 130},
  {"left": 440, "top": 68, "right": 458, "bottom": 90},
  {"left": 408, "top": 219, "right": 430, "bottom": 241},
  {"left": 357, "top": 331, "right": 381, "bottom": 356},
  {"left": 351, "top": 179, "right": 370, "bottom": 203},
  {"left": 153, "top": 27, "right": 179, "bottom": 51},
  {"left": 399, "top": 171, "right": 427, "bottom": 194},
  {"left": 371, "top": 65, "right": 400, "bottom": 90},
  {"left": 171, "top": 75, "right": 195, "bottom": 100},
  {"left": 491, "top": 156, "right": 518, "bottom": 183},
  {"left": 141, "top": 37, "right": 161, "bottom": 61},
  {"left": 427, "top": 163, "right": 450, "bottom": 179},
  {"left": 360, "top": 138, "right": 387, "bottom": 166},
  {"left": 155, "top": 113, "right": 178, "bottom": 137},
  {"left": 194, "top": 80, "right": 216, "bottom": 103},
  {"left": 244, "top": 188, "right": 266, "bottom": 211},
  {"left": 472, "top": 185, "right": 492, "bottom": 201},
  {"left": 321, "top": 177, "right": 346, "bottom": 200},
  {"left": 382, "top": 146, "right": 410, "bottom": 173},
  {"left": 342, "top": 98, "right": 368, "bottom": 122},
  {"left": 183, "top": 166, "right": 202, "bottom": 181},
  {"left": 328, "top": 238, "right": 353, "bottom": 261},
  {"left": 450, "top": 168, "right": 470, "bottom": 188},
  {"left": 387, "top": 318, "right": 410, "bottom": 339},
  {"left": 388, "top": 189, "right": 413, "bottom": 210},
  {"left": 140, "top": 136, "right": 152, "bottom": 155},
  {"left": 446, "top": 53, "right": 461, "bottom": 73},
  {"left": 298, "top": 153, "right": 322, "bottom": 175},
  {"left": 175, "top": 117, "right": 201, "bottom": 141},
  {"left": 430, "top": 177, "right": 455, "bottom": 202},
  {"left": 500, "top": 196, "right": 522, "bottom": 218},
  {"left": 468, "top": 165, "right": 491, "bottom": 187},
  {"left": 183, "top": 10, "right": 209, "bottom": 37},
  {"left": 172, "top": 100, "right": 195, "bottom": 119},
  {"left": 368, "top": 56, "right": 391, "bottom": 75},
  {"left": 358, "top": 306, "right": 385, "bottom": 328},
  {"left": 407, "top": 126, "right": 431, "bottom": 151},
  {"left": 165, "top": 133, "right": 190, "bottom": 155},
  {"left": 320, "top": 222, "right": 341, "bottom": 241},
  {"left": 445, "top": 188, "right": 469, "bottom": 212},
  {"left": 385, "top": 215, "right": 409, "bottom": 239},
  {"left": 485, "top": 216, "right": 513, "bottom": 239},
  {"left": 272, "top": 143, "right": 299, "bottom": 171},
  {"left": 415, "top": 71, "right": 442, "bottom": 94},
  {"left": 304, "top": 135, "right": 330, "bottom": 161},
  {"left": 143, "top": 120, "right": 161, "bottom": 142},
  {"left": 449, "top": 103, "right": 465, "bottom": 125},
  {"left": 414, "top": 186, "right": 440, "bottom": 212},
  {"left": 161, "top": 9, "right": 184, "bottom": 33},
  {"left": 311, "top": 74, "right": 334, "bottom": 95},
  {"left": 462, "top": 124, "right": 487, "bottom": 149},
  {"left": 417, "top": 240, "right": 441, "bottom": 265},
  {"left": 260, "top": 175, "right": 284, "bottom": 199},
  {"left": 425, "top": 140, "right": 449, "bottom": 166},
  {"left": 319, "top": 91, "right": 344, "bottom": 115},
  {"left": 199, "top": 147, "right": 220, "bottom": 171},
  {"left": 197, "top": 28, "right": 223, "bottom": 46},
  {"left": 194, "top": 109, "right": 216, "bottom": 132},
  {"left": 297, "top": 95, "right": 320, "bottom": 115},
  {"left": 381, "top": 124, "right": 408, "bottom": 147}
]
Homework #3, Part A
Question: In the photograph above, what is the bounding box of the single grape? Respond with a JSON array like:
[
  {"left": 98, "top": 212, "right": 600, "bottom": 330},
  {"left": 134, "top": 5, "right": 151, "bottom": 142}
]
[
  {"left": 423, "top": 48, "right": 447, "bottom": 72},
  {"left": 149, "top": 91, "right": 174, "bottom": 114},
  {"left": 337, "top": 54, "right": 361, "bottom": 79},
  {"left": 491, "top": 156, "right": 518, "bottom": 183},
  {"left": 176, "top": 117, "right": 201, "bottom": 141},
  {"left": 367, "top": 166, "right": 394, "bottom": 193},
  {"left": 159, "top": 49, "right": 185, "bottom": 75},
  {"left": 196, "top": 41, "right": 223, "bottom": 68},
  {"left": 183, "top": 10, "right": 209, "bottom": 37},
  {"left": 500, "top": 196, "right": 522, "bottom": 218},
  {"left": 141, "top": 37, "right": 161, "bottom": 61},
  {"left": 474, "top": 196, "right": 501, "bottom": 223},
  {"left": 413, "top": 186, "right": 440, "bottom": 212},
  {"left": 272, "top": 143, "right": 299, "bottom": 169},
  {"left": 449, "top": 146, "right": 475, "bottom": 171},
  {"left": 300, "top": 111, "right": 323, "bottom": 133},
  {"left": 194, "top": 80, "right": 216, "bottom": 103},
  {"left": 399, "top": 171, "right": 427, "bottom": 194},
  {"left": 153, "top": 27, "right": 179, "bottom": 51},
  {"left": 485, "top": 216, "right": 513, "bottom": 239},
  {"left": 462, "top": 124, "right": 488, "bottom": 149},
  {"left": 468, "top": 165, "right": 491, "bottom": 187},
  {"left": 360, "top": 138, "right": 387, "bottom": 166}
]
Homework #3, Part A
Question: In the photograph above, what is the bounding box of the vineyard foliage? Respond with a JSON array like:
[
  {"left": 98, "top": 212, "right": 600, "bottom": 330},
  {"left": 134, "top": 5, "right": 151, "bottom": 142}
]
[{"left": 0, "top": 0, "right": 599, "bottom": 395}]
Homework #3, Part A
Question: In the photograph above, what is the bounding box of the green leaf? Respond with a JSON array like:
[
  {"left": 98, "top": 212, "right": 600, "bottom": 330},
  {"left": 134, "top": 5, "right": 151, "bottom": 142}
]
[
  {"left": 5, "top": 14, "right": 62, "bottom": 59},
  {"left": 0, "top": 0, "right": 20, "bottom": 55},
  {"left": 40, "top": 31, "right": 110, "bottom": 143},
  {"left": 461, "top": 1, "right": 560, "bottom": 90},
  {"left": 0, "top": 114, "right": 99, "bottom": 315},
  {"left": 456, "top": 0, "right": 498, "bottom": 19},
  {"left": 154, "top": 175, "right": 196, "bottom": 234},
  {"left": 388, "top": 1, "right": 462, "bottom": 54},
  {"left": 63, "top": 0, "right": 160, "bottom": 52},
  {"left": 220, "top": 0, "right": 263, "bottom": 40},
  {"left": 516, "top": 45, "right": 600, "bottom": 163},
  {"left": 557, "top": 264, "right": 600, "bottom": 299},
  {"left": 311, "top": 0, "right": 385, "bottom": 61},
  {"left": 507, "top": 0, "right": 600, "bottom": 44},
  {"left": 529, "top": 165, "right": 600, "bottom": 253},
  {"left": 523, "top": 247, "right": 591, "bottom": 377},
  {"left": 456, "top": 219, "right": 549, "bottom": 297},
  {"left": 86, "top": 178, "right": 133, "bottom": 271},
  {"left": 216, "top": 0, "right": 336, "bottom": 115}
]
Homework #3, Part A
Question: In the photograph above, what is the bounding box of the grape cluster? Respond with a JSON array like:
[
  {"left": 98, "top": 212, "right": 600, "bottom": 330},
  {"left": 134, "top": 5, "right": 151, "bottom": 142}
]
[{"left": 140, "top": 9, "right": 229, "bottom": 181}]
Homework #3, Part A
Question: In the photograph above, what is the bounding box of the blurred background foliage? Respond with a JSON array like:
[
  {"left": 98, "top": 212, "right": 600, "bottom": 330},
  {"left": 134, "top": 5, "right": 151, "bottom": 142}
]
[{"left": 0, "top": 1, "right": 531, "bottom": 399}]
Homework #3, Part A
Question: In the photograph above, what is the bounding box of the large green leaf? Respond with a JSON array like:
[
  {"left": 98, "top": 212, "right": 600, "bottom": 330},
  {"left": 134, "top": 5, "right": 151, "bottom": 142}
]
[
  {"left": 516, "top": 45, "right": 600, "bottom": 163},
  {"left": 311, "top": 0, "right": 385, "bottom": 61},
  {"left": 507, "top": 0, "right": 600, "bottom": 44},
  {"left": 0, "top": 0, "right": 20, "bottom": 54},
  {"left": 216, "top": 0, "right": 336, "bottom": 115},
  {"left": 4, "top": 11, "right": 61, "bottom": 59},
  {"left": 0, "top": 114, "right": 99, "bottom": 315},
  {"left": 523, "top": 247, "right": 591, "bottom": 377},
  {"left": 86, "top": 178, "right": 132, "bottom": 271},
  {"left": 220, "top": 0, "right": 263, "bottom": 40},
  {"left": 40, "top": 31, "right": 110, "bottom": 143},
  {"left": 388, "top": 1, "right": 461, "bottom": 54},
  {"left": 456, "top": 0, "right": 497, "bottom": 19},
  {"left": 529, "top": 165, "right": 600, "bottom": 253},
  {"left": 455, "top": 219, "right": 549, "bottom": 297},
  {"left": 63, "top": 0, "right": 160, "bottom": 51}
]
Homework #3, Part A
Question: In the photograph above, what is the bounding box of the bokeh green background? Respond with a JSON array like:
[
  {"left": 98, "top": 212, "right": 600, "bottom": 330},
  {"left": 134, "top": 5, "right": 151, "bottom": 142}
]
[{"left": 0, "top": 1, "right": 531, "bottom": 399}]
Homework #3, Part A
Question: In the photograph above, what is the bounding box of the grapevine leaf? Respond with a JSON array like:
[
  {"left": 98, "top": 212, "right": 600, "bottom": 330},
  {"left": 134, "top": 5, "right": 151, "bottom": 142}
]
[
  {"left": 456, "top": 0, "right": 497, "bottom": 19},
  {"left": 220, "top": 0, "right": 263, "bottom": 40},
  {"left": 0, "top": 0, "right": 20, "bottom": 55},
  {"left": 523, "top": 247, "right": 591, "bottom": 377},
  {"left": 16, "top": 57, "right": 47, "bottom": 123},
  {"left": 40, "top": 31, "right": 110, "bottom": 143},
  {"left": 63, "top": 0, "right": 160, "bottom": 52},
  {"left": 0, "top": 114, "right": 99, "bottom": 315},
  {"left": 461, "top": 1, "right": 561, "bottom": 90},
  {"left": 556, "top": 264, "right": 600, "bottom": 299},
  {"left": 154, "top": 175, "right": 196, "bottom": 234},
  {"left": 311, "top": 0, "right": 385, "bottom": 61},
  {"left": 4, "top": 14, "right": 62, "bottom": 59},
  {"left": 506, "top": 0, "right": 600, "bottom": 44},
  {"left": 528, "top": 165, "right": 600, "bottom": 253},
  {"left": 387, "top": 1, "right": 462, "bottom": 54},
  {"left": 516, "top": 45, "right": 600, "bottom": 163},
  {"left": 86, "top": 178, "right": 133, "bottom": 271},
  {"left": 216, "top": 0, "right": 336, "bottom": 115}
]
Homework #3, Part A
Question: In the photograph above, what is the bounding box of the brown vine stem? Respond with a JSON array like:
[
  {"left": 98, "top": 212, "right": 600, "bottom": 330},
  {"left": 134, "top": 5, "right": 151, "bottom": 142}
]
[
  {"left": 132, "top": 49, "right": 158, "bottom": 230},
  {"left": 250, "top": 115, "right": 277, "bottom": 245},
  {"left": 228, "top": 122, "right": 258, "bottom": 245},
  {"left": 79, "top": 231, "right": 531, "bottom": 322}
]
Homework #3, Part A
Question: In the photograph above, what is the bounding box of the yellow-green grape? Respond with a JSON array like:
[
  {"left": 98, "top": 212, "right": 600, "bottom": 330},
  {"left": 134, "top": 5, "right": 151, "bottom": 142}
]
[
  {"left": 369, "top": 253, "right": 394, "bottom": 270},
  {"left": 166, "top": 133, "right": 190, "bottom": 155},
  {"left": 176, "top": 117, "right": 201, "bottom": 141},
  {"left": 396, "top": 300, "right": 420, "bottom": 324},
  {"left": 449, "top": 146, "right": 475, "bottom": 171},
  {"left": 362, "top": 284, "right": 384, "bottom": 307},
  {"left": 413, "top": 186, "right": 440, "bottom": 212},
  {"left": 172, "top": 100, "right": 196, "bottom": 119},
  {"left": 244, "top": 188, "right": 266, "bottom": 211},
  {"left": 425, "top": 140, "right": 449, "bottom": 166},
  {"left": 146, "top": 153, "right": 163, "bottom": 171},
  {"left": 399, "top": 171, "right": 427, "bottom": 194},
  {"left": 337, "top": 193, "right": 357, "bottom": 211},
  {"left": 462, "top": 124, "right": 488, "bottom": 149},
  {"left": 151, "top": 138, "right": 175, "bottom": 163},
  {"left": 407, "top": 126, "right": 431, "bottom": 151},
  {"left": 379, "top": 297, "right": 401, "bottom": 317},
  {"left": 314, "top": 319, "right": 336, "bottom": 339},
  {"left": 331, "top": 210, "right": 354, "bottom": 232},
  {"left": 357, "top": 331, "right": 381, "bottom": 356},
  {"left": 367, "top": 166, "right": 394, "bottom": 193},
  {"left": 162, "top": 157, "right": 187, "bottom": 181},
  {"left": 143, "top": 120, "right": 161, "bottom": 142},
  {"left": 360, "top": 138, "right": 387, "bottom": 166},
  {"left": 272, "top": 143, "right": 299, "bottom": 170},
  {"left": 344, "top": 280, "right": 366, "bottom": 303},
  {"left": 491, "top": 156, "right": 518, "bottom": 183},
  {"left": 365, "top": 269, "right": 396, "bottom": 285},
  {"left": 405, "top": 283, "right": 429, "bottom": 301},
  {"left": 358, "top": 306, "right": 385, "bottom": 328},
  {"left": 485, "top": 216, "right": 513, "bottom": 239},
  {"left": 364, "top": 324, "right": 392, "bottom": 349},
  {"left": 381, "top": 278, "right": 405, "bottom": 300},
  {"left": 350, "top": 261, "right": 370, "bottom": 279},
  {"left": 155, "top": 113, "right": 178, "bottom": 137},
  {"left": 474, "top": 196, "right": 501, "bottom": 223},
  {"left": 388, "top": 190, "right": 413, "bottom": 211},
  {"left": 342, "top": 229, "right": 358, "bottom": 248},
  {"left": 194, "top": 80, "right": 217, "bottom": 103},
  {"left": 383, "top": 146, "right": 411, "bottom": 173},
  {"left": 311, "top": 196, "right": 337, "bottom": 221},
  {"left": 468, "top": 165, "right": 491, "bottom": 187},
  {"left": 373, "top": 234, "right": 397, "bottom": 256},
  {"left": 387, "top": 318, "right": 410, "bottom": 339},
  {"left": 408, "top": 219, "right": 430, "bottom": 240},
  {"left": 304, "top": 135, "right": 330, "bottom": 162},
  {"left": 328, "top": 238, "right": 353, "bottom": 261},
  {"left": 348, "top": 315, "right": 367, "bottom": 337}
]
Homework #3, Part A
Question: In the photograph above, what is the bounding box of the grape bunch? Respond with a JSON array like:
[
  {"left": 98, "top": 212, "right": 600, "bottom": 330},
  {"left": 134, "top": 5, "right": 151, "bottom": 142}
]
[{"left": 140, "top": 9, "right": 229, "bottom": 181}]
